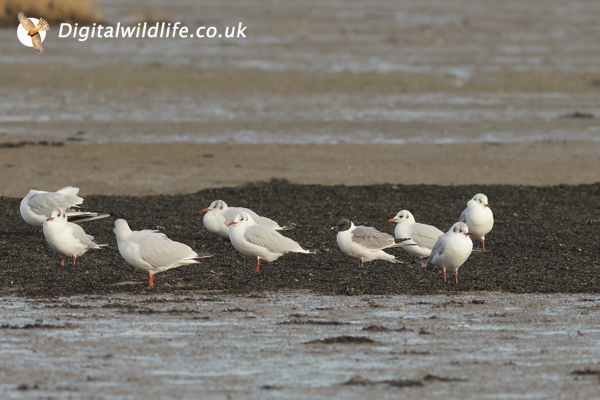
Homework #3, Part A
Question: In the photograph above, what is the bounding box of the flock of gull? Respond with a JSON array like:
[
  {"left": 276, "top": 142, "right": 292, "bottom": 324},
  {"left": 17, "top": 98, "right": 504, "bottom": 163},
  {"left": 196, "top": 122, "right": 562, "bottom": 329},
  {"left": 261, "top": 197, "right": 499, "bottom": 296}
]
[{"left": 19, "top": 187, "right": 494, "bottom": 288}]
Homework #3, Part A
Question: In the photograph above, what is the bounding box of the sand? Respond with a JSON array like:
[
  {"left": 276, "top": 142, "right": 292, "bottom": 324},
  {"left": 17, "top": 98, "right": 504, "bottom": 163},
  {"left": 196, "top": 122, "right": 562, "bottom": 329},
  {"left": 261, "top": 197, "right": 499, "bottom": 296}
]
[{"left": 2, "top": 141, "right": 600, "bottom": 197}]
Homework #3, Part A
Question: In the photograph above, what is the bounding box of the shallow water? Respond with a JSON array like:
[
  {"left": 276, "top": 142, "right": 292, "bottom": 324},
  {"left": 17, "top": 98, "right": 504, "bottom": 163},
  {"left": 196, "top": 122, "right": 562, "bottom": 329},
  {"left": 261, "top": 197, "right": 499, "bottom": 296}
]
[
  {"left": 2, "top": 87, "right": 600, "bottom": 144},
  {"left": 1, "top": 292, "right": 599, "bottom": 399},
  {"left": 2, "top": 0, "right": 600, "bottom": 145}
]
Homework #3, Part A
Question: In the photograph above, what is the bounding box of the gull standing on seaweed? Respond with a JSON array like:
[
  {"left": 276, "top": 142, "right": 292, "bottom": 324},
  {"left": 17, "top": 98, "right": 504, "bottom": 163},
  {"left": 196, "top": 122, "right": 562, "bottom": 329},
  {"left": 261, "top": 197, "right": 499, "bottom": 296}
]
[
  {"left": 227, "top": 212, "right": 314, "bottom": 272},
  {"left": 333, "top": 219, "right": 412, "bottom": 267},
  {"left": 202, "top": 200, "right": 293, "bottom": 238},
  {"left": 43, "top": 207, "right": 107, "bottom": 266},
  {"left": 388, "top": 210, "right": 444, "bottom": 261},
  {"left": 114, "top": 219, "right": 213, "bottom": 289},
  {"left": 459, "top": 193, "right": 494, "bottom": 253},
  {"left": 20, "top": 186, "right": 110, "bottom": 226},
  {"left": 420, "top": 222, "right": 473, "bottom": 284}
]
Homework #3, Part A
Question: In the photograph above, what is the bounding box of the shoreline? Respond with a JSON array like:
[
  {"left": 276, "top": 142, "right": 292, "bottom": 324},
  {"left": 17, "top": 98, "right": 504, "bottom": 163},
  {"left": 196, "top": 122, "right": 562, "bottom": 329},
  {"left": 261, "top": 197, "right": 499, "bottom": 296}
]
[{"left": 1, "top": 141, "right": 599, "bottom": 197}]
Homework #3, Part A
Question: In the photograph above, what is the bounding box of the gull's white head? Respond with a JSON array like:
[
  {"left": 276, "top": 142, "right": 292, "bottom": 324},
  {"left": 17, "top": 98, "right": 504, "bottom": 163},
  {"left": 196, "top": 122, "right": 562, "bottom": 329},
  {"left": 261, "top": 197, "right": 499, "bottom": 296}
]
[
  {"left": 451, "top": 222, "right": 470, "bottom": 237},
  {"left": 388, "top": 210, "right": 415, "bottom": 224},
  {"left": 113, "top": 219, "right": 132, "bottom": 237},
  {"left": 202, "top": 200, "right": 228, "bottom": 213},
  {"left": 227, "top": 211, "right": 255, "bottom": 228},
  {"left": 469, "top": 193, "right": 490, "bottom": 208},
  {"left": 46, "top": 207, "right": 67, "bottom": 223}
]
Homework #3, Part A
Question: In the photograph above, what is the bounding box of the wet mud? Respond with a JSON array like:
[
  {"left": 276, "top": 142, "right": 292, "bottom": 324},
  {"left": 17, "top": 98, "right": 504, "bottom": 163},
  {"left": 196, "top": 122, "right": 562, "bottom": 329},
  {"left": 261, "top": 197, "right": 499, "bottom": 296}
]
[{"left": 1, "top": 292, "right": 599, "bottom": 399}]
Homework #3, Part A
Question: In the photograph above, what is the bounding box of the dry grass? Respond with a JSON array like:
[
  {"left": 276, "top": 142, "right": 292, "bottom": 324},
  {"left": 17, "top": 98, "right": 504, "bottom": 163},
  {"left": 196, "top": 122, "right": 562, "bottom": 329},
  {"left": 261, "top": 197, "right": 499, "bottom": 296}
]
[{"left": 0, "top": 0, "right": 104, "bottom": 26}]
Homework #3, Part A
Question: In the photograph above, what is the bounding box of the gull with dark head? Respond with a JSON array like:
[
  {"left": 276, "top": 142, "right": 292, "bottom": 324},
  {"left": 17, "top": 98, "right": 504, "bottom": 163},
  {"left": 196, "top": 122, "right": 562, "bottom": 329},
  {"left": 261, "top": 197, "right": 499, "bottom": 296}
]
[
  {"left": 420, "top": 222, "right": 473, "bottom": 284},
  {"left": 333, "top": 219, "right": 412, "bottom": 267},
  {"left": 43, "top": 207, "right": 107, "bottom": 266},
  {"left": 114, "top": 219, "right": 213, "bottom": 289},
  {"left": 20, "top": 186, "right": 110, "bottom": 226},
  {"left": 202, "top": 200, "right": 293, "bottom": 239},
  {"left": 459, "top": 193, "right": 494, "bottom": 253},
  {"left": 388, "top": 210, "right": 443, "bottom": 260},
  {"left": 227, "top": 212, "right": 313, "bottom": 272}
]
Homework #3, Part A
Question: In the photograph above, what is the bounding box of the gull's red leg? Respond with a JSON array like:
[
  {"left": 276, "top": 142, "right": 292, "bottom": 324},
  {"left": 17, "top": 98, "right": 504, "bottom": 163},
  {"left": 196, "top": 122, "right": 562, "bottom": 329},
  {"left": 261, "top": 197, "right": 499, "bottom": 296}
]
[
  {"left": 148, "top": 274, "right": 155, "bottom": 289},
  {"left": 256, "top": 258, "right": 261, "bottom": 273}
]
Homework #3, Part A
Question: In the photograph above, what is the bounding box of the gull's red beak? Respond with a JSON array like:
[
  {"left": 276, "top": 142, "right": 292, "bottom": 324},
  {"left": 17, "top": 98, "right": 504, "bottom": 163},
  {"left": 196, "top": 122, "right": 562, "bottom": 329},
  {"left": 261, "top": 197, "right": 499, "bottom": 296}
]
[
  {"left": 486, "top": 204, "right": 491, "bottom": 208},
  {"left": 46, "top": 217, "right": 54, "bottom": 221},
  {"left": 388, "top": 218, "right": 396, "bottom": 222},
  {"left": 227, "top": 221, "right": 236, "bottom": 226},
  {"left": 201, "top": 208, "right": 211, "bottom": 212}
]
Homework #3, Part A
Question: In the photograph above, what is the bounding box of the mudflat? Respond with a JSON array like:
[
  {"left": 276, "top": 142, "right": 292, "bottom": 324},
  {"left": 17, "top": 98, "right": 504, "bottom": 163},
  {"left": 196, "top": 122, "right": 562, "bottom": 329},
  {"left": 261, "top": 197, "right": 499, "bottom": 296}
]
[
  {"left": 2, "top": 141, "right": 600, "bottom": 197},
  {"left": 2, "top": 292, "right": 600, "bottom": 399}
]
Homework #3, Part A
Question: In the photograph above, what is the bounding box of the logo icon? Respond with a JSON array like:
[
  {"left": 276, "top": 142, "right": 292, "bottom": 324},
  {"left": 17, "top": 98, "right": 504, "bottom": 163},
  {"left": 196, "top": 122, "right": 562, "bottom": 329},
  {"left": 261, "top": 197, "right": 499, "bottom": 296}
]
[{"left": 17, "top": 12, "right": 50, "bottom": 53}]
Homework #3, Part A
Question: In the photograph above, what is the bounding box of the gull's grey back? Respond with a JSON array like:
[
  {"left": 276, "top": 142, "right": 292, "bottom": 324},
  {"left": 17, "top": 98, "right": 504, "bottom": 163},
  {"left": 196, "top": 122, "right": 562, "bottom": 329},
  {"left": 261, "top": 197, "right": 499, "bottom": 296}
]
[
  {"left": 351, "top": 226, "right": 395, "bottom": 249},
  {"left": 244, "top": 224, "right": 302, "bottom": 253}
]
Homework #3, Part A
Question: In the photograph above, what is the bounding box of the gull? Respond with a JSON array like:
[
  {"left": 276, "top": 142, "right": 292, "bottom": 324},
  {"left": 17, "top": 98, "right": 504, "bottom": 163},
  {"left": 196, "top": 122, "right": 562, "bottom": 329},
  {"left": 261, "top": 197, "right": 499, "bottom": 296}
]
[
  {"left": 17, "top": 12, "right": 49, "bottom": 53},
  {"left": 388, "top": 210, "right": 444, "bottom": 260},
  {"left": 420, "top": 222, "right": 473, "bottom": 284},
  {"left": 43, "top": 207, "right": 107, "bottom": 266},
  {"left": 333, "top": 219, "right": 412, "bottom": 267},
  {"left": 114, "top": 219, "right": 213, "bottom": 289},
  {"left": 20, "top": 186, "right": 110, "bottom": 226},
  {"left": 227, "top": 212, "right": 313, "bottom": 272},
  {"left": 459, "top": 193, "right": 494, "bottom": 253},
  {"left": 202, "top": 200, "right": 293, "bottom": 238}
]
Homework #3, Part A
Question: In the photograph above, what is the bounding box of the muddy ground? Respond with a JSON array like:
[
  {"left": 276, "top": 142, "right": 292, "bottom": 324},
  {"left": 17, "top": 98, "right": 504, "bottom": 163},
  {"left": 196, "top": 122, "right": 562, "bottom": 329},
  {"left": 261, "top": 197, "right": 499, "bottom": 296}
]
[
  {"left": 3, "top": 141, "right": 600, "bottom": 198},
  {"left": 1, "top": 292, "right": 600, "bottom": 399},
  {"left": 2, "top": 181, "right": 599, "bottom": 297}
]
